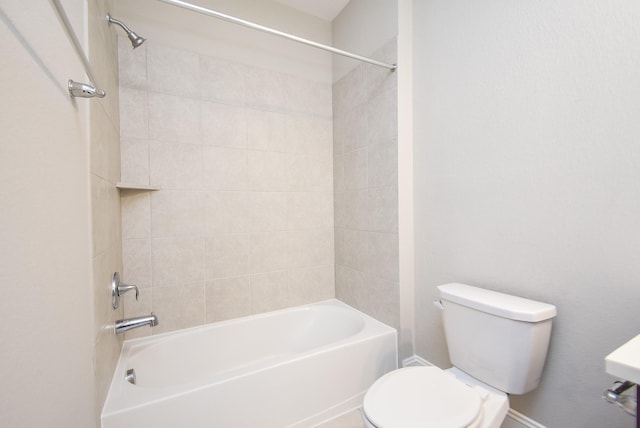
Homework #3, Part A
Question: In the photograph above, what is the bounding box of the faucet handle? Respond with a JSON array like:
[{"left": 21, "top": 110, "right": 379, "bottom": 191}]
[
  {"left": 118, "top": 283, "right": 140, "bottom": 301},
  {"left": 111, "top": 272, "right": 140, "bottom": 309}
]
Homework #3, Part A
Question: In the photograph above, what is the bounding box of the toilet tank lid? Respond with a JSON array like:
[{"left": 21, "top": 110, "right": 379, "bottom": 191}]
[{"left": 438, "top": 283, "right": 557, "bottom": 322}]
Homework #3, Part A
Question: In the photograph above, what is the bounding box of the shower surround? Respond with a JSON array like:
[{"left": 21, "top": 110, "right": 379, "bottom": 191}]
[
  {"left": 333, "top": 38, "right": 399, "bottom": 330},
  {"left": 119, "top": 39, "right": 335, "bottom": 337}
]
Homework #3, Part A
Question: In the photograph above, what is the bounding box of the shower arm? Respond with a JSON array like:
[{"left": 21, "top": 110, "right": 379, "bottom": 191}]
[{"left": 107, "top": 14, "right": 133, "bottom": 34}]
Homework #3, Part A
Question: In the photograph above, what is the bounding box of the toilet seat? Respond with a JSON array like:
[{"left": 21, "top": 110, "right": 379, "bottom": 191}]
[{"left": 363, "top": 366, "right": 484, "bottom": 428}]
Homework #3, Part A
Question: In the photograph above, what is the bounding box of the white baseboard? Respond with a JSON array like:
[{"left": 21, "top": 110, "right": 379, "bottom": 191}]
[
  {"left": 400, "top": 355, "right": 547, "bottom": 428},
  {"left": 504, "top": 409, "right": 547, "bottom": 428}
]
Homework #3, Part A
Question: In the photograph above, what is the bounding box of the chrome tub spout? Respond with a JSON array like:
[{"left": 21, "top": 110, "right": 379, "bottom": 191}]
[{"left": 115, "top": 313, "right": 158, "bottom": 334}]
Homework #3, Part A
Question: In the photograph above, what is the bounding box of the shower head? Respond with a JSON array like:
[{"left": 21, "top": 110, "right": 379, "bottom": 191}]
[{"left": 107, "top": 13, "right": 146, "bottom": 49}]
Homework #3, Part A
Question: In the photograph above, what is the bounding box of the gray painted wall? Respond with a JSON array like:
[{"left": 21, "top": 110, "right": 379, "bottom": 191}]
[{"left": 413, "top": 0, "right": 640, "bottom": 426}]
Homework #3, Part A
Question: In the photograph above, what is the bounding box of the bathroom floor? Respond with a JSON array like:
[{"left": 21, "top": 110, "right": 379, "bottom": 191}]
[{"left": 316, "top": 408, "right": 365, "bottom": 428}]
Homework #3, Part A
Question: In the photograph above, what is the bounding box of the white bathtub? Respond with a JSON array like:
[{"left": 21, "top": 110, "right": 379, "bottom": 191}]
[{"left": 102, "top": 299, "right": 397, "bottom": 428}]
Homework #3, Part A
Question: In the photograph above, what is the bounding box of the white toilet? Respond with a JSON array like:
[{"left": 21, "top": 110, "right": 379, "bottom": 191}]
[{"left": 362, "top": 283, "right": 557, "bottom": 428}]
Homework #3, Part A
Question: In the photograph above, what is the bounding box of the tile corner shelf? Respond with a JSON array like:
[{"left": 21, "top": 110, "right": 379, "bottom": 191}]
[{"left": 116, "top": 183, "right": 160, "bottom": 191}]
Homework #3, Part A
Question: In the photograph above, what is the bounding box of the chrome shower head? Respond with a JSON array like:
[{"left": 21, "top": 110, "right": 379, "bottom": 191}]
[{"left": 107, "top": 13, "right": 146, "bottom": 49}]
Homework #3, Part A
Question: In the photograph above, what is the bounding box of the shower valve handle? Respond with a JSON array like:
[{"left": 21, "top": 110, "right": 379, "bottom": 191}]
[
  {"left": 118, "top": 283, "right": 140, "bottom": 301},
  {"left": 111, "top": 272, "right": 140, "bottom": 309}
]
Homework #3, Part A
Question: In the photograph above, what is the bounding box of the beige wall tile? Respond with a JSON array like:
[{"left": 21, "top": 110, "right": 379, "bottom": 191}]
[
  {"left": 90, "top": 2, "right": 124, "bottom": 415},
  {"left": 363, "top": 275, "right": 400, "bottom": 330},
  {"left": 91, "top": 103, "right": 121, "bottom": 183},
  {"left": 333, "top": 153, "right": 345, "bottom": 194},
  {"left": 332, "top": 117, "right": 345, "bottom": 156},
  {"left": 92, "top": 51, "right": 120, "bottom": 140},
  {"left": 250, "top": 231, "right": 290, "bottom": 274},
  {"left": 285, "top": 116, "right": 332, "bottom": 156},
  {"left": 245, "top": 66, "right": 284, "bottom": 109},
  {"left": 204, "top": 191, "right": 251, "bottom": 234},
  {"left": 203, "top": 146, "right": 248, "bottom": 190},
  {"left": 89, "top": 0, "right": 118, "bottom": 100},
  {"left": 206, "top": 276, "right": 251, "bottom": 322},
  {"left": 289, "top": 228, "right": 334, "bottom": 269},
  {"left": 91, "top": 175, "right": 120, "bottom": 257},
  {"left": 284, "top": 77, "right": 332, "bottom": 117},
  {"left": 152, "top": 283, "right": 205, "bottom": 334},
  {"left": 368, "top": 186, "right": 398, "bottom": 233},
  {"left": 246, "top": 109, "right": 286, "bottom": 152},
  {"left": 148, "top": 92, "right": 201, "bottom": 144},
  {"left": 94, "top": 329, "right": 124, "bottom": 416},
  {"left": 367, "top": 68, "right": 397, "bottom": 107},
  {"left": 119, "top": 87, "right": 148, "bottom": 139},
  {"left": 200, "top": 56, "right": 246, "bottom": 104},
  {"left": 368, "top": 138, "right": 397, "bottom": 188},
  {"left": 341, "top": 229, "right": 368, "bottom": 271},
  {"left": 149, "top": 140, "right": 203, "bottom": 189},
  {"left": 147, "top": 43, "right": 200, "bottom": 98},
  {"left": 288, "top": 265, "right": 334, "bottom": 306},
  {"left": 335, "top": 265, "right": 367, "bottom": 309},
  {"left": 333, "top": 39, "right": 398, "bottom": 331},
  {"left": 287, "top": 152, "right": 333, "bottom": 191},
  {"left": 367, "top": 40, "right": 398, "bottom": 102},
  {"left": 287, "top": 192, "right": 333, "bottom": 230},
  {"left": 118, "top": 37, "right": 147, "bottom": 90},
  {"left": 248, "top": 150, "right": 288, "bottom": 191},
  {"left": 123, "top": 238, "right": 151, "bottom": 290},
  {"left": 342, "top": 105, "right": 368, "bottom": 153},
  {"left": 366, "top": 232, "right": 399, "bottom": 282},
  {"left": 334, "top": 192, "right": 345, "bottom": 229},
  {"left": 205, "top": 233, "right": 250, "bottom": 279},
  {"left": 120, "top": 137, "right": 149, "bottom": 185},
  {"left": 151, "top": 237, "right": 204, "bottom": 287},
  {"left": 344, "top": 147, "right": 368, "bottom": 190},
  {"left": 202, "top": 102, "right": 247, "bottom": 148},
  {"left": 333, "top": 64, "right": 367, "bottom": 116},
  {"left": 249, "top": 192, "right": 288, "bottom": 232},
  {"left": 366, "top": 86, "right": 397, "bottom": 145},
  {"left": 119, "top": 41, "right": 337, "bottom": 335},
  {"left": 250, "top": 270, "right": 289, "bottom": 313},
  {"left": 150, "top": 190, "right": 204, "bottom": 238},
  {"left": 343, "top": 189, "right": 369, "bottom": 231},
  {"left": 334, "top": 228, "right": 345, "bottom": 267},
  {"left": 121, "top": 191, "right": 151, "bottom": 239}
]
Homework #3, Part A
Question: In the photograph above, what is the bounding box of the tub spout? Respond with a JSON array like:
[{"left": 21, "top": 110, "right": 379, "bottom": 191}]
[{"left": 115, "top": 313, "right": 158, "bottom": 334}]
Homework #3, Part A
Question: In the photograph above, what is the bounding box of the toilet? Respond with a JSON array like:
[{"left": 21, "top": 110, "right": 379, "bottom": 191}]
[{"left": 362, "top": 283, "right": 557, "bottom": 428}]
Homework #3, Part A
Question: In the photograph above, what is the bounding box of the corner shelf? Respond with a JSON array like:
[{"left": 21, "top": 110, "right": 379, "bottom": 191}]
[{"left": 116, "top": 183, "right": 160, "bottom": 191}]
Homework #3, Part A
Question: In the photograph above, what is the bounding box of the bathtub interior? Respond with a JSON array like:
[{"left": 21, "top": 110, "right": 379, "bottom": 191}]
[
  {"left": 102, "top": 299, "right": 398, "bottom": 428},
  {"left": 128, "top": 303, "right": 367, "bottom": 388}
]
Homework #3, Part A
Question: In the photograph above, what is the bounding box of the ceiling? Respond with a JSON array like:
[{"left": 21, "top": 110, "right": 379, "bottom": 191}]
[{"left": 272, "top": 0, "right": 350, "bottom": 21}]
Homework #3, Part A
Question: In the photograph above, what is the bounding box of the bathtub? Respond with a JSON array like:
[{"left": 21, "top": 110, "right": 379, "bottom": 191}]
[{"left": 101, "top": 299, "right": 397, "bottom": 428}]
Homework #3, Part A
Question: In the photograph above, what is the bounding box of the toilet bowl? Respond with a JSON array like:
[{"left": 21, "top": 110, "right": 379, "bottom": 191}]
[
  {"left": 361, "top": 283, "right": 556, "bottom": 428},
  {"left": 362, "top": 366, "right": 509, "bottom": 428}
]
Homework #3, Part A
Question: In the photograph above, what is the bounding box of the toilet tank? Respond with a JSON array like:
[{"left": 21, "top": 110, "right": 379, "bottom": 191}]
[{"left": 438, "top": 283, "right": 557, "bottom": 395}]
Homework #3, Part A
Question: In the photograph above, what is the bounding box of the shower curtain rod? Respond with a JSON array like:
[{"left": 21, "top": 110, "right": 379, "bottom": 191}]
[{"left": 157, "top": 0, "right": 397, "bottom": 71}]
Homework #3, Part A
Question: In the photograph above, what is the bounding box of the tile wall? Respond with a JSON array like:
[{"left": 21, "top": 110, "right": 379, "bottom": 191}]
[
  {"left": 118, "top": 40, "right": 334, "bottom": 337},
  {"left": 88, "top": 0, "right": 124, "bottom": 420},
  {"left": 333, "top": 38, "right": 399, "bottom": 329}
]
